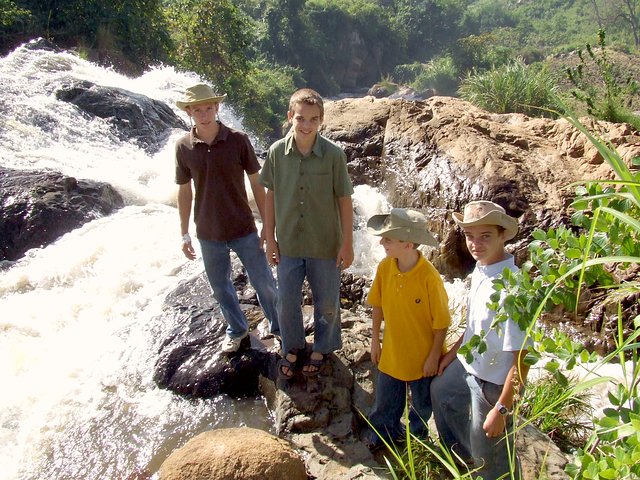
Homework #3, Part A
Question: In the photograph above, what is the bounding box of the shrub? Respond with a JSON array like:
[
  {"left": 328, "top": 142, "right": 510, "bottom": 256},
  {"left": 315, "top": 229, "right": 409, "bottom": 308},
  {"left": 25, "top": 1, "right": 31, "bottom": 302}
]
[
  {"left": 459, "top": 58, "right": 562, "bottom": 117},
  {"left": 410, "top": 55, "right": 459, "bottom": 96},
  {"left": 566, "top": 29, "right": 640, "bottom": 130},
  {"left": 234, "top": 60, "right": 303, "bottom": 142}
]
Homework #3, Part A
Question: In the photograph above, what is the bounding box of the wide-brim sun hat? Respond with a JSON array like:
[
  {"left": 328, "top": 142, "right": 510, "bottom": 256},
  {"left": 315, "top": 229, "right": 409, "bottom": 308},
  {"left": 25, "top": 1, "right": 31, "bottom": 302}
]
[
  {"left": 452, "top": 200, "right": 519, "bottom": 241},
  {"left": 367, "top": 208, "right": 439, "bottom": 247},
  {"left": 176, "top": 83, "right": 226, "bottom": 111}
]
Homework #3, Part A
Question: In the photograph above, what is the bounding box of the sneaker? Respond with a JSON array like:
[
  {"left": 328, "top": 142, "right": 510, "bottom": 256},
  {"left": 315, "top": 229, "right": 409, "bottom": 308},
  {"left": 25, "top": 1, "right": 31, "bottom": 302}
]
[{"left": 221, "top": 332, "right": 248, "bottom": 353}]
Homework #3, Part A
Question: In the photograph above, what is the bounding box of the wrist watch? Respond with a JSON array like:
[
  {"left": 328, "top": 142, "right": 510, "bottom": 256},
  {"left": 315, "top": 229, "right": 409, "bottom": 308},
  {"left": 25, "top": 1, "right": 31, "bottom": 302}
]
[{"left": 495, "top": 401, "right": 509, "bottom": 416}]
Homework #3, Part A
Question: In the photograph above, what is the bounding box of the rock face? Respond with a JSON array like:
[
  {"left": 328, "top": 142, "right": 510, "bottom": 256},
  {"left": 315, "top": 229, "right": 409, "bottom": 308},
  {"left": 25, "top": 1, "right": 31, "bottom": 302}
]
[
  {"left": 158, "top": 427, "right": 307, "bottom": 480},
  {"left": 55, "top": 80, "right": 187, "bottom": 154},
  {"left": 321, "top": 96, "right": 640, "bottom": 279},
  {"left": 0, "top": 166, "right": 124, "bottom": 262},
  {"left": 322, "top": 95, "right": 640, "bottom": 353}
]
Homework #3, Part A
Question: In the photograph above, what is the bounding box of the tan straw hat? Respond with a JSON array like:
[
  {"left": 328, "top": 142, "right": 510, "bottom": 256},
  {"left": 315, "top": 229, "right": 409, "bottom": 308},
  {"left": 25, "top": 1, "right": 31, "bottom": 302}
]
[
  {"left": 176, "top": 83, "right": 226, "bottom": 111},
  {"left": 367, "top": 208, "right": 439, "bottom": 247},
  {"left": 452, "top": 200, "right": 519, "bottom": 241}
]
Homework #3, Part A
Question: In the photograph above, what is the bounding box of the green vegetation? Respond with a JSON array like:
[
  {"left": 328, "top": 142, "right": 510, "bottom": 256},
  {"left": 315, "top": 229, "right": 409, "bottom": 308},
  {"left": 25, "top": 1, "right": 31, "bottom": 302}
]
[
  {"left": 567, "top": 29, "right": 640, "bottom": 130},
  {"left": 463, "top": 114, "right": 640, "bottom": 477},
  {"left": 394, "top": 55, "right": 460, "bottom": 96},
  {"left": 520, "top": 373, "right": 594, "bottom": 452},
  {"left": 2, "top": 0, "right": 639, "bottom": 139}
]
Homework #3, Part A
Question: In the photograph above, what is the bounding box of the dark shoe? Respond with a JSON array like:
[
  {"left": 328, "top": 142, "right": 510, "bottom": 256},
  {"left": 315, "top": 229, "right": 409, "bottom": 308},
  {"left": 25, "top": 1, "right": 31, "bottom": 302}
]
[
  {"left": 302, "top": 352, "right": 327, "bottom": 377},
  {"left": 277, "top": 352, "right": 298, "bottom": 380},
  {"left": 362, "top": 435, "right": 383, "bottom": 453}
]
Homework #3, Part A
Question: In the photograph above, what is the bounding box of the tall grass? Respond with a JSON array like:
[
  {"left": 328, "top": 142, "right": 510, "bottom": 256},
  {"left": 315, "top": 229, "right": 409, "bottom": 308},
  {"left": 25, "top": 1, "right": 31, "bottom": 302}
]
[{"left": 459, "top": 58, "right": 561, "bottom": 117}]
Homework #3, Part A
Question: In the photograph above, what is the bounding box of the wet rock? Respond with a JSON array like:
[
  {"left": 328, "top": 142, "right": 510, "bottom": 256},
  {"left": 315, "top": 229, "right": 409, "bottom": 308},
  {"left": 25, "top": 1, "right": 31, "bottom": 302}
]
[
  {"left": 154, "top": 270, "right": 370, "bottom": 398},
  {"left": 55, "top": 80, "right": 187, "bottom": 154},
  {"left": 153, "top": 272, "right": 280, "bottom": 398},
  {"left": 159, "top": 427, "right": 308, "bottom": 480},
  {"left": 0, "top": 166, "right": 124, "bottom": 261},
  {"left": 157, "top": 273, "right": 569, "bottom": 479},
  {"left": 23, "top": 37, "right": 63, "bottom": 53}
]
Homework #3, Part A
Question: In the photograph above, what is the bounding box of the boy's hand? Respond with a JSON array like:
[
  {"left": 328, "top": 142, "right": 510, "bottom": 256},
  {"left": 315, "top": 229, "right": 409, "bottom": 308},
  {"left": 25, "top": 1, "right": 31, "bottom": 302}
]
[
  {"left": 436, "top": 349, "right": 456, "bottom": 375},
  {"left": 182, "top": 238, "right": 196, "bottom": 260},
  {"left": 370, "top": 339, "right": 381, "bottom": 364},
  {"left": 483, "top": 407, "right": 506, "bottom": 438},
  {"left": 423, "top": 355, "right": 439, "bottom": 377},
  {"left": 336, "top": 243, "right": 354, "bottom": 269},
  {"left": 265, "top": 238, "right": 280, "bottom": 265}
]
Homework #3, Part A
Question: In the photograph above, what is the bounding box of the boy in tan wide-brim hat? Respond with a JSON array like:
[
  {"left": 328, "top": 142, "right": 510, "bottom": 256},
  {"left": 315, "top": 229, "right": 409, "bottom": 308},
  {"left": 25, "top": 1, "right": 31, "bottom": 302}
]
[
  {"left": 174, "top": 83, "right": 279, "bottom": 354},
  {"left": 431, "top": 200, "right": 530, "bottom": 479},
  {"left": 361, "top": 208, "right": 450, "bottom": 451}
]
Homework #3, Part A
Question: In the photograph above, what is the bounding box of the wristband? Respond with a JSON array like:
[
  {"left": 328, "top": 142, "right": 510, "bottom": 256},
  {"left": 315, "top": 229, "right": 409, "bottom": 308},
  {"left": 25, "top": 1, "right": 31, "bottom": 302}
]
[
  {"left": 182, "top": 233, "right": 191, "bottom": 244},
  {"left": 495, "top": 401, "right": 510, "bottom": 416}
]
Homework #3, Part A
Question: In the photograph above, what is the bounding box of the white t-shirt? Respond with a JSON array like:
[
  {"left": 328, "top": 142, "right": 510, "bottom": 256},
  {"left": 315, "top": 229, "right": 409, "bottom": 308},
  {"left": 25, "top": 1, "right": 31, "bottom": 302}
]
[{"left": 458, "top": 254, "right": 529, "bottom": 385}]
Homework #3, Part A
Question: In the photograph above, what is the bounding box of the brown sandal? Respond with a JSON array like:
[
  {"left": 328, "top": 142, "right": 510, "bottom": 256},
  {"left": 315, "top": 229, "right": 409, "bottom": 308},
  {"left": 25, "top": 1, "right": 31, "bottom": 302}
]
[
  {"left": 302, "top": 352, "right": 326, "bottom": 377},
  {"left": 278, "top": 352, "right": 298, "bottom": 380}
]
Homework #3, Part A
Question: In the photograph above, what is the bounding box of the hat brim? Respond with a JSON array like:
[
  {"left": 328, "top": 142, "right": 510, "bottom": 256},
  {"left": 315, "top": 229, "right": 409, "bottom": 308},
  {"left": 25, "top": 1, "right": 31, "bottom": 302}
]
[
  {"left": 176, "top": 94, "right": 227, "bottom": 111},
  {"left": 367, "top": 214, "right": 439, "bottom": 247},
  {"left": 452, "top": 211, "right": 518, "bottom": 241}
]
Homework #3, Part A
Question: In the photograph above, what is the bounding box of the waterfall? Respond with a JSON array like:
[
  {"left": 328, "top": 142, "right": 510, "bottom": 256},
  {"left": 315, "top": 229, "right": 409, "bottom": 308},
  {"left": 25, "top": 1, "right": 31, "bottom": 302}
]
[{"left": 0, "top": 42, "right": 466, "bottom": 479}]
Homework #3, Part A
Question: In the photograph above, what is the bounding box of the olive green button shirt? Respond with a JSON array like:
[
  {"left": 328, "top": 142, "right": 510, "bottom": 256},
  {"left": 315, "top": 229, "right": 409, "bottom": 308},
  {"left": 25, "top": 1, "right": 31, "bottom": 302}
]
[{"left": 260, "top": 131, "right": 353, "bottom": 259}]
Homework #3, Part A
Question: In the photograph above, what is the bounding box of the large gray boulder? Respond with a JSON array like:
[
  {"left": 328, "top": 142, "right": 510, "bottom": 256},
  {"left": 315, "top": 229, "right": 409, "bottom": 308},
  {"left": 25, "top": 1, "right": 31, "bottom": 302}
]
[
  {"left": 0, "top": 166, "right": 124, "bottom": 262},
  {"left": 55, "top": 80, "right": 187, "bottom": 153}
]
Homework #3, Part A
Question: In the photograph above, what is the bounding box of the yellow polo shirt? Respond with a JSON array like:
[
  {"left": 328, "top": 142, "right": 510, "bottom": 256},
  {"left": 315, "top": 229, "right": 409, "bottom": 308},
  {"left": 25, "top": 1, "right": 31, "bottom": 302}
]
[{"left": 368, "top": 254, "right": 451, "bottom": 381}]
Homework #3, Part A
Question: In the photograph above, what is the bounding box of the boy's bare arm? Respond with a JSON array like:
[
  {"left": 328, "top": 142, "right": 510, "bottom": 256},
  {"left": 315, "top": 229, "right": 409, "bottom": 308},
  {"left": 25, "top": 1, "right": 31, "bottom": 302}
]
[
  {"left": 336, "top": 195, "right": 354, "bottom": 269},
  {"left": 264, "top": 189, "right": 279, "bottom": 265},
  {"left": 483, "top": 349, "right": 530, "bottom": 438},
  {"left": 424, "top": 327, "right": 447, "bottom": 377},
  {"left": 437, "top": 334, "right": 463, "bottom": 375},
  {"left": 177, "top": 182, "right": 196, "bottom": 260},
  {"left": 370, "top": 306, "right": 383, "bottom": 364}
]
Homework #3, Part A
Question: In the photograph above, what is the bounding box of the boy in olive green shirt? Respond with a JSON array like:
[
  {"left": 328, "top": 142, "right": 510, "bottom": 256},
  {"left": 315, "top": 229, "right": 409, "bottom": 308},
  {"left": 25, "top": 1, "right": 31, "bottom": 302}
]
[{"left": 260, "top": 88, "right": 354, "bottom": 379}]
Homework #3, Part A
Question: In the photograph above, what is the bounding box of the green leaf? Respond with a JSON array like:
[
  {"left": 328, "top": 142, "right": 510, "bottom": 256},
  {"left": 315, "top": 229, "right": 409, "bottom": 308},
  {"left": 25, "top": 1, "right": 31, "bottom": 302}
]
[
  {"left": 532, "top": 229, "right": 547, "bottom": 241},
  {"left": 580, "top": 349, "right": 590, "bottom": 362},
  {"left": 545, "top": 359, "right": 560, "bottom": 371},
  {"left": 598, "top": 468, "right": 618, "bottom": 479},
  {"left": 566, "top": 248, "right": 583, "bottom": 259}
]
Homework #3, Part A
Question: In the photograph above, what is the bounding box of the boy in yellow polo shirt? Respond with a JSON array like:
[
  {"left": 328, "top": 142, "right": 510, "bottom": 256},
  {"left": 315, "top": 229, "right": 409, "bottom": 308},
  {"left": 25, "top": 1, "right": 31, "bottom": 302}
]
[{"left": 362, "top": 208, "right": 450, "bottom": 451}]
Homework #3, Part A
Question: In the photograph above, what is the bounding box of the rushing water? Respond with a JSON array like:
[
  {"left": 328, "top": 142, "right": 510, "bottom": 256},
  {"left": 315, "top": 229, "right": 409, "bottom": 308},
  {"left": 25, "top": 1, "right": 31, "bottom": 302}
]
[
  {"left": 0, "top": 43, "right": 471, "bottom": 479},
  {"left": 0, "top": 42, "right": 394, "bottom": 480}
]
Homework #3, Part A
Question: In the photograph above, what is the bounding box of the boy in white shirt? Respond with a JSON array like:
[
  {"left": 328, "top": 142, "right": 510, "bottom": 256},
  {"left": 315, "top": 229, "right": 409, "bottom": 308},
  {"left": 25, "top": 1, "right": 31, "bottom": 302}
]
[{"left": 431, "top": 201, "right": 529, "bottom": 479}]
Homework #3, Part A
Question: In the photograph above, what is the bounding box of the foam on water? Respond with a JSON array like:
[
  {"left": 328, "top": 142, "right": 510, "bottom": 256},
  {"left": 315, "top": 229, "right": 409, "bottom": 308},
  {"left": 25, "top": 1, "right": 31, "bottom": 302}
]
[{"left": 0, "top": 42, "right": 398, "bottom": 479}]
